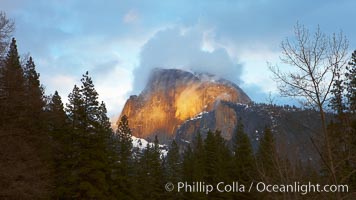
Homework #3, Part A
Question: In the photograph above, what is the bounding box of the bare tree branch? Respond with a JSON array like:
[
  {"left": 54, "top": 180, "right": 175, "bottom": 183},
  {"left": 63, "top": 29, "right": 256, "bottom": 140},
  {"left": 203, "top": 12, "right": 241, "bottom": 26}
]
[
  {"left": 269, "top": 24, "right": 349, "bottom": 196},
  {"left": 0, "top": 11, "right": 14, "bottom": 57}
]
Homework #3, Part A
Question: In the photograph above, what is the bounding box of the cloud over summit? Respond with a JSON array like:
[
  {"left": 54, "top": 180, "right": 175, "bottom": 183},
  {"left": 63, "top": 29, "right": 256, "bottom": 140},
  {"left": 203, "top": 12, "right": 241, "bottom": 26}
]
[{"left": 132, "top": 27, "right": 244, "bottom": 93}]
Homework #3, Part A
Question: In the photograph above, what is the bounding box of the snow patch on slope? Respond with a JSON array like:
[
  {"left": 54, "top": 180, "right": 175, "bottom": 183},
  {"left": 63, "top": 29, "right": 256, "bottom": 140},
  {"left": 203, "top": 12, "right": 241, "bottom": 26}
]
[
  {"left": 187, "top": 111, "right": 209, "bottom": 121},
  {"left": 131, "top": 136, "right": 168, "bottom": 157}
]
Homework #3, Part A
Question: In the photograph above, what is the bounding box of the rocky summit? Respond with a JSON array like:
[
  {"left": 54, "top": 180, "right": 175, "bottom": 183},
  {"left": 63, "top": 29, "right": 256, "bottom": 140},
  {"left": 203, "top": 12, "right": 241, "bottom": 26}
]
[{"left": 118, "top": 68, "right": 251, "bottom": 143}]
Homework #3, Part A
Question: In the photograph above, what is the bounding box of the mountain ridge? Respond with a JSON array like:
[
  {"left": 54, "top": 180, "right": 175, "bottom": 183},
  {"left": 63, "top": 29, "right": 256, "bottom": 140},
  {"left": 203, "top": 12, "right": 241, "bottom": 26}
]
[{"left": 118, "top": 68, "right": 251, "bottom": 143}]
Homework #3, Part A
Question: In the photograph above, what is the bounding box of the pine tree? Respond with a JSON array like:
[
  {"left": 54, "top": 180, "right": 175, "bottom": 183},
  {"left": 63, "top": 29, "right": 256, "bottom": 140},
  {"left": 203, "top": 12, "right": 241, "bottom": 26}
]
[
  {"left": 116, "top": 115, "right": 133, "bottom": 162},
  {"left": 214, "top": 130, "right": 232, "bottom": 181},
  {"left": 203, "top": 130, "right": 232, "bottom": 199},
  {"left": 182, "top": 145, "right": 194, "bottom": 183},
  {"left": 80, "top": 71, "right": 99, "bottom": 132},
  {"left": 166, "top": 140, "right": 181, "bottom": 184},
  {"left": 345, "top": 50, "right": 356, "bottom": 114},
  {"left": 330, "top": 68, "right": 345, "bottom": 118},
  {"left": 136, "top": 136, "right": 164, "bottom": 200},
  {"left": 78, "top": 72, "right": 110, "bottom": 199},
  {"left": 165, "top": 140, "right": 182, "bottom": 199},
  {"left": 233, "top": 121, "right": 256, "bottom": 184},
  {"left": 97, "top": 101, "right": 112, "bottom": 132},
  {"left": 47, "top": 91, "right": 75, "bottom": 199},
  {"left": 113, "top": 115, "right": 134, "bottom": 199},
  {"left": 137, "top": 143, "right": 152, "bottom": 199},
  {"left": 48, "top": 91, "right": 67, "bottom": 128},
  {"left": 325, "top": 51, "right": 356, "bottom": 198},
  {"left": 23, "top": 56, "right": 45, "bottom": 122},
  {"left": 182, "top": 132, "right": 206, "bottom": 200},
  {"left": 130, "top": 145, "right": 143, "bottom": 200},
  {"left": 64, "top": 85, "right": 86, "bottom": 198},
  {"left": 64, "top": 85, "right": 85, "bottom": 198},
  {"left": 165, "top": 140, "right": 182, "bottom": 200},
  {"left": 151, "top": 135, "right": 164, "bottom": 199},
  {"left": 191, "top": 131, "right": 205, "bottom": 181},
  {"left": 232, "top": 122, "right": 257, "bottom": 199},
  {"left": 204, "top": 130, "right": 218, "bottom": 184},
  {"left": 0, "top": 38, "right": 26, "bottom": 127},
  {"left": 65, "top": 72, "right": 112, "bottom": 199},
  {"left": 97, "top": 101, "right": 117, "bottom": 199},
  {"left": 256, "top": 126, "right": 277, "bottom": 181},
  {"left": 342, "top": 50, "right": 356, "bottom": 195},
  {"left": 66, "top": 85, "right": 84, "bottom": 130}
]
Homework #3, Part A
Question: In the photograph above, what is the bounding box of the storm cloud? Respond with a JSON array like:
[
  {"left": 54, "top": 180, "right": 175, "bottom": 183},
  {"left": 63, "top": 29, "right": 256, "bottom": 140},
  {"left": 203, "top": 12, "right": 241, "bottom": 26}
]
[{"left": 133, "top": 27, "right": 244, "bottom": 93}]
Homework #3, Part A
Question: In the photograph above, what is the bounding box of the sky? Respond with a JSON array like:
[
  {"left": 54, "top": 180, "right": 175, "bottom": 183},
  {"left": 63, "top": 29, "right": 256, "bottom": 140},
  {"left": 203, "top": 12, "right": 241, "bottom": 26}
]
[{"left": 1, "top": 0, "right": 356, "bottom": 121}]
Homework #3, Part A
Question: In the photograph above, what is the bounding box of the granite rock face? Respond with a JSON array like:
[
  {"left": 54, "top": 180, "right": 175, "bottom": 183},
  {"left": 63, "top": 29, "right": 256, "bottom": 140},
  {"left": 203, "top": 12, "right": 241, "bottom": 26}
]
[{"left": 118, "top": 68, "right": 251, "bottom": 143}]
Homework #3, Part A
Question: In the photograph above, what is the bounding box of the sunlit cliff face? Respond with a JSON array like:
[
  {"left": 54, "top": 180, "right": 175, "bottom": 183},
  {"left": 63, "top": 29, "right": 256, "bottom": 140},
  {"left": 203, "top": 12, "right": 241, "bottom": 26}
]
[
  {"left": 174, "top": 82, "right": 238, "bottom": 121},
  {"left": 118, "top": 69, "right": 251, "bottom": 142},
  {"left": 175, "top": 85, "right": 201, "bottom": 120}
]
